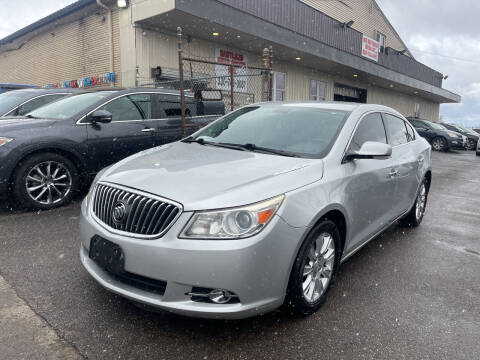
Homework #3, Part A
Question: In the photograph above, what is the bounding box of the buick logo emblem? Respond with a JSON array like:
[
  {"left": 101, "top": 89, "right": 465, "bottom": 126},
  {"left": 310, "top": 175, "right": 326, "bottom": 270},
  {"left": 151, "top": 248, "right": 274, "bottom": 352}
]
[{"left": 112, "top": 200, "right": 128, "bottom": 223}]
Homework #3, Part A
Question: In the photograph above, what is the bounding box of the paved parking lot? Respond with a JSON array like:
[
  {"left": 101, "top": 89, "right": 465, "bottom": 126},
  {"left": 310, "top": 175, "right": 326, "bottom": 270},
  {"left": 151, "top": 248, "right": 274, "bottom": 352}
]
[{"left": 1, "top": 151, "right": 479, "bottom": 360}]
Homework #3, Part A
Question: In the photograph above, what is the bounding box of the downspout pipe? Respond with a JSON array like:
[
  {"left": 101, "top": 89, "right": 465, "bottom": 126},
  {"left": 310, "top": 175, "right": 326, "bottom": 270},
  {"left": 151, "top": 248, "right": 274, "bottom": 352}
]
[{"left": 96, "top": 0, "right": 114, "bottom": 74}]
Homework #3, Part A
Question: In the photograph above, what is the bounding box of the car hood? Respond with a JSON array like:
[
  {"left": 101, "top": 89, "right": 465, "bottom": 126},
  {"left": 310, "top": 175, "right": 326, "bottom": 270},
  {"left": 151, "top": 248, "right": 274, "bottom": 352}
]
[
  {"left": 101, "top": 142, "right": 324, "bottom": 211},
  {"left": 0, "top": 117, "right": 56, "bottom": 132}
]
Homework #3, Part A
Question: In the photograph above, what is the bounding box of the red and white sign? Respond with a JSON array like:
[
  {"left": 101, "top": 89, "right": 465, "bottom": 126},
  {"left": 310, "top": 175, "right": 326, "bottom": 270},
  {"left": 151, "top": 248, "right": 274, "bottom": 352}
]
[
  {"left": 361, "top": 35, "right": 379, "bottom": 62},
  {"left": 215, "top": 48, "right": 248, "bottom": 93}
]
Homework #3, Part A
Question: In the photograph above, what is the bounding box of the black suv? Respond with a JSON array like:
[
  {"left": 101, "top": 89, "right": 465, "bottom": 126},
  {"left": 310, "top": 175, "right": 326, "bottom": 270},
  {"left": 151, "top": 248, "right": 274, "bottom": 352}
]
[
  {"left": 0, "top": 88, "right": 76, "bottom": 117},
  {"left": 0, "top": 88, "right": 224, "bottom": 209},
  {"left": 442, "top": 123, "right": 479, "bottom": 151},
  {"left": 407, "top": 117, "right": 465, "bottom": 152}
]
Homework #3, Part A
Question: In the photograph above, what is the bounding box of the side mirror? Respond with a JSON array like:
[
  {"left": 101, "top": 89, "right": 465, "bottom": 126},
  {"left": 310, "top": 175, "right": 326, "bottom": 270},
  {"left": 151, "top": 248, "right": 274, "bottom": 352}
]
[
  {"left": 344, "top": 141, "right": 392, "bottom": 162},
  {"left": 90, "top": 110, "right": 112, "bottom": 124}
]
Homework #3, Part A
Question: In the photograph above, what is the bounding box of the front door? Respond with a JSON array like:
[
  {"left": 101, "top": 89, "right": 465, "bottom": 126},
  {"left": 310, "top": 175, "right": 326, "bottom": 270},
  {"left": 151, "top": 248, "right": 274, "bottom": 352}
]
[
  {"left": 85, "top": 94, "right": 155, "bottom": 172},
  {"left": 342, "top": 112, "right": 397, "bottom": 252}
]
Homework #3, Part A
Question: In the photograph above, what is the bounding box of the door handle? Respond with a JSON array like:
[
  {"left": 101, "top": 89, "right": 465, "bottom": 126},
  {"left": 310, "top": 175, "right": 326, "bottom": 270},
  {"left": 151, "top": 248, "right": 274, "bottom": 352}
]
[
  {"left": 388, "top": 169, "right": 399, "bottom": 178},
  {"left": 142, "top": 128, "right": 155, "bottom": 133}
]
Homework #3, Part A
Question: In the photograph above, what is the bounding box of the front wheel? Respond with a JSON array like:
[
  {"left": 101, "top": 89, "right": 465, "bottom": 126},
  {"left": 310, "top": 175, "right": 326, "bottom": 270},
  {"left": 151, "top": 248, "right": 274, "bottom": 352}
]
[
  {"left": 286, "top": 220, "right": 341, "bottom": 316},
  {"left": 399, "top": 178, "right": 429, "bottom": 227},
  {"left": 467, "top": 139, "right": 476, "bottom": 151},
  {"left": 431, "top": 137, "right": 448, "bottom": 152},
  {"left": 13, "top": 153, "right": 79, "bottom": 210}
]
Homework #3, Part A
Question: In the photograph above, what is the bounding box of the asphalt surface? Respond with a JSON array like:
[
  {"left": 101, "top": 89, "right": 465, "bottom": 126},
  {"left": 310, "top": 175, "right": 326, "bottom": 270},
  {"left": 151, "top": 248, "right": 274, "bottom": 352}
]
[{"left": 0, "top": 151, "right": 479, "bottom": 360}]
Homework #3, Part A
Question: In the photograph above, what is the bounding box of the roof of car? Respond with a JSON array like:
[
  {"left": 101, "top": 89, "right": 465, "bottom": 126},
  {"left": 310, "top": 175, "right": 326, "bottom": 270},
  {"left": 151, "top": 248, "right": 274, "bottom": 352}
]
[
  {"left": 255, "top": 101, "right": 401, "bottom": 114},
  {"left": 7, "top": 88, "right": 79, "bottom": 95}
]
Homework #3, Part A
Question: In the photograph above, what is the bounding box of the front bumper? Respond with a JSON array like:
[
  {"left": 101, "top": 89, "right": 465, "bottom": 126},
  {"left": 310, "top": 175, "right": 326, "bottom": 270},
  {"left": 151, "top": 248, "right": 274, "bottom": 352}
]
[
  {"left": 79, "top": 198, "right": 305, "bottom": 319},
  {"left": 447, "top": 138, "right": 464, "bottom": 150},
  {"left": 0, "top": 146, "right": 17, "bottom": 200}
]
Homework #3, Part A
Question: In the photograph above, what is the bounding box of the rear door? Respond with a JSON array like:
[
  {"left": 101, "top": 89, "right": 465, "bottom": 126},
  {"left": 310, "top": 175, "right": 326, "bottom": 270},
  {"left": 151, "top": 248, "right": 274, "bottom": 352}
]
[
  {"left": 149, "top": 94, "right": 185, "bottom": 146},
  {"left": 85, "top": 93, "right": 156, "bottom": 171},
  {"left": 343, "top": 112, "right": 397, "bottom": 251},
  {"left": 384, "top": 113, "right": 419, "bottom": 215}
]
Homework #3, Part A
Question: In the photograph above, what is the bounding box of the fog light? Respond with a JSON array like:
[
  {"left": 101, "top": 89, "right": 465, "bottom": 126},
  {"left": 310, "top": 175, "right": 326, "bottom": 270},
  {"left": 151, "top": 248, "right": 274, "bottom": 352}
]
[
  {"left": 209, "top": 289, "right": 234, "bottom": 304},
  {"left": 187, "top": 287, "right": 239, "bottom": 304}
]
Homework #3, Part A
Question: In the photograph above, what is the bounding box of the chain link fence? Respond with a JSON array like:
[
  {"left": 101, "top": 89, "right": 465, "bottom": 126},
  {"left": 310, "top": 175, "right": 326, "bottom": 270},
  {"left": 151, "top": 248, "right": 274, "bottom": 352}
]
[{"left": 138, "top": 27, "right": 273, "bottom": 136}]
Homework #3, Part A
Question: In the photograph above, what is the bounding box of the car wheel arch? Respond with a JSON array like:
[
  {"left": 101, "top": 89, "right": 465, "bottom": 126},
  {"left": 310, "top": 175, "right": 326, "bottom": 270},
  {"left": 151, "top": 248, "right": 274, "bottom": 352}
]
[{"left": 9, "top": 146, "right": 86, "bottom": 184}]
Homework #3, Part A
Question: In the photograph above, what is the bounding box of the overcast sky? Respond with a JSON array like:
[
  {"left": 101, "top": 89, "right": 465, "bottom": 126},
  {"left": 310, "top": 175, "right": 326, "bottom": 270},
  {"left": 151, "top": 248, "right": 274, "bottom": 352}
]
[{"left": 1, "top": 0, "right": 478, "bottom": 126}]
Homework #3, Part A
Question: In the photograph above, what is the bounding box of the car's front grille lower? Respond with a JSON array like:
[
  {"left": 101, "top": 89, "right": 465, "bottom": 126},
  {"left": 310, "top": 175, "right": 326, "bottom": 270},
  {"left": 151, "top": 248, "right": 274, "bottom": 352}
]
[
  {"left": 112, "top": 271, "right": 167, "bottom": 295},
  {"left": 92, "top": 183, "right": 182, "bottom": 238}
]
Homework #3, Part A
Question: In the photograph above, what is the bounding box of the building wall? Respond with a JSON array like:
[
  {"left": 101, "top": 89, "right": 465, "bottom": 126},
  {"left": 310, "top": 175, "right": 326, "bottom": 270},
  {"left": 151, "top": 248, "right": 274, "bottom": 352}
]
[
  {"left": 128, "top": 27, "right": 438, "bottom": 121},
  {"left": 0, "top": 7, "right": 121, "bottom": 87},
  {"left": 301, "top": 0, "right": 410, "bottom": 55}
]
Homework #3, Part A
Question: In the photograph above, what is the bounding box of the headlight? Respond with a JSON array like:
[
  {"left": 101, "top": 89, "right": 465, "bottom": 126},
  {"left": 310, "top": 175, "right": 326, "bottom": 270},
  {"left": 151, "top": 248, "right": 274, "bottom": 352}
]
[
  {"left": 447, "top": 131, "right": 459, "bottom": 138},
  {"left": 0, "top": 137, "right": 13, "bottom": 146},
  {"left": 180, "top": 195, "right": 285, "bottom": 239}
]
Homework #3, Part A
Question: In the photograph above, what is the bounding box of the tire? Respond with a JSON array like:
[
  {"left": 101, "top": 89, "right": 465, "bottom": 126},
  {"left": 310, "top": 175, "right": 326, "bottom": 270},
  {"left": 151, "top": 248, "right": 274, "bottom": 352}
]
[
  {"left": 467, "top": 139, "right": 476, "bottom": 151},
  {"left": 285, "top": 219, "right": 341, "bottom": 316},
  {"left": 477, "top": 151, "right": 480, "bottom": 157},
  {"left": 12, "top": 152, "right": 79, "bottom": 210},
  {"left": 431, "top": 137, "right": 448, "bottom": 152},
  {"left": 399, "top": 177, "right": 429, "bottom": 227}
]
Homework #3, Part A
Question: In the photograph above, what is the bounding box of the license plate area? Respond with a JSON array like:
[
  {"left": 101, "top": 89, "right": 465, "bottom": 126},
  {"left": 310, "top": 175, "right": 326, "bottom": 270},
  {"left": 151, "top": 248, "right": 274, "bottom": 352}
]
[{"left": 89, "top": 235, "right": 125, "bottom": 275}]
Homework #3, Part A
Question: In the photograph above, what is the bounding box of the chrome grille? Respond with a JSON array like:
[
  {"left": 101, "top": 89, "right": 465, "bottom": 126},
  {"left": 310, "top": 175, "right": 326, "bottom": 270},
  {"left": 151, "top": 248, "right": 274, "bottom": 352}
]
[{"left": 92, "top": 183, "right": 182, "bottom": 238}]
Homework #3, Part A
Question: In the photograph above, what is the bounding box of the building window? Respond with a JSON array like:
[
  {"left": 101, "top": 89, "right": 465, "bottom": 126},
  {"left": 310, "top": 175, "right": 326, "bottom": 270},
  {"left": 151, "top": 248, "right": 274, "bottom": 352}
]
[
  {"left": 273, "top": 72, "right": 286, "bottom": 101},
  {"left": 376, "top": 31, "right": 386, "bottom": 52},
  {"left": 310, "top": 80, "right": 326, "bottom": 101}
]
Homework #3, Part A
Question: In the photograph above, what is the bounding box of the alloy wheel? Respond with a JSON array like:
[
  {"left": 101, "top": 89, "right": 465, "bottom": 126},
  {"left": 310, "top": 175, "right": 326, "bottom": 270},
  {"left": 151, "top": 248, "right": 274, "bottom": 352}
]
[
  {"left": 302, "top": 232, "right": 335, "bottom": 303},
  {"left": 415, "top": 183, "right": 427, "bottom": 221},
  {"left": 25, "top": 161, "right": 72, "bottom": 205},
  {"left": 432, "top": 138, "right": 444, "bottom": 151},
  {"left": 467, "top": 140, "right": 475, "bottom": 151}
]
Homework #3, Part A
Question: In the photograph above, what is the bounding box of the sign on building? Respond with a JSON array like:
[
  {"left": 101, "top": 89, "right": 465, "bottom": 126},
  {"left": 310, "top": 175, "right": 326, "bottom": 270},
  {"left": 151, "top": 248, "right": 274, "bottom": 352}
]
[
  {"left": 215, "top": 48, "right": 248, "bottom": 93},
  {"left": 361, "top": 35, "right": 379, "bottom": 62}
]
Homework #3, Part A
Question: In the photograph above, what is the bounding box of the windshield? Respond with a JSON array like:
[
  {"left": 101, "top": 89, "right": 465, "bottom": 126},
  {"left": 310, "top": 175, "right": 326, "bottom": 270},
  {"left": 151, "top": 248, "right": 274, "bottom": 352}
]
[
  {"left": 458, "top": 125, "right": 476, "bottom": 134},
  {"left": 192, "top": 105, "right": 350, "bottom": 158},
  {"left": 0, "top": 91, "right": 33, "bottom": 115},
  {"left": 28, "top": 91, "right": 116, "bottom": 120},
  {"left": 430, "top": 122, "right": 446, "bottom": 130}
]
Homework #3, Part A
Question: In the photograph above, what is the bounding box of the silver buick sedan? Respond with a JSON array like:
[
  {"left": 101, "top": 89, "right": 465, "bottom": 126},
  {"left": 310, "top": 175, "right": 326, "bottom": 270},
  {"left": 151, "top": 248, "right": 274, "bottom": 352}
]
[{"left": 79, "top": 102, "right": 431, "bottom": 319}]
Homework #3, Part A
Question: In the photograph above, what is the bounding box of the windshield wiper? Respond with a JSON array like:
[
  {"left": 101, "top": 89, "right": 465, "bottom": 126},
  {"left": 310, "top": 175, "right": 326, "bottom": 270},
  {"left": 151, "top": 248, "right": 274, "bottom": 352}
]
[
  {"left": 25, "top": 114, "right": 38, "bottom": 119},
  {"left": 216, "top": 142, "right": 301, "bottom": 158},
  {"left": 182, "top": 137, "right": 208, "bottom": 145}
]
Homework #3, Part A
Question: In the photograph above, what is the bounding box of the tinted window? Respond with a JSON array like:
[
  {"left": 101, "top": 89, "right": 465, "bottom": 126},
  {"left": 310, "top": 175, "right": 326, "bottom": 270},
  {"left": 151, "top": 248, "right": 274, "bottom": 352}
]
[
  {"left": 129, "top": 94, "right": 151, "bottom": 119},
  {"left": 160, "top": 103, "right": 182, "bottom": 118},
  {"left": 410, "top": 119, "right": 429, "bottom": 129},
  {"left": 194, "top": 106, "right": 349, "bottom": 158},
  {"left": 15, "top": 94, "right": 67, "bottom": 116},
  {"left": 385, "top": 114, "right": 408, "bottom": 146},
  {"left": 99, "top": 95, "right": 147, "bottom": 122},
  {"left": 350, "top": 112, "right": 387, "bottom": 151}
]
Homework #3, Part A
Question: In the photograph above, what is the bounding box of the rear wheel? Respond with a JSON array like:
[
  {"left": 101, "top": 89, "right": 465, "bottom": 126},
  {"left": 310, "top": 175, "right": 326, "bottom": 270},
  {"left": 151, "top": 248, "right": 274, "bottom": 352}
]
[
  {"left": 431, "top": 137, "right": 448, "bottom": 152},
  {"left": 286, "top": 220, "right": 341, "bottom": 316},
  {"left": 13, "top": 153, "right": 79, "bottom": 210},
  {"left": 399, "top": 178, "right": 428, "bottom": 227}
]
